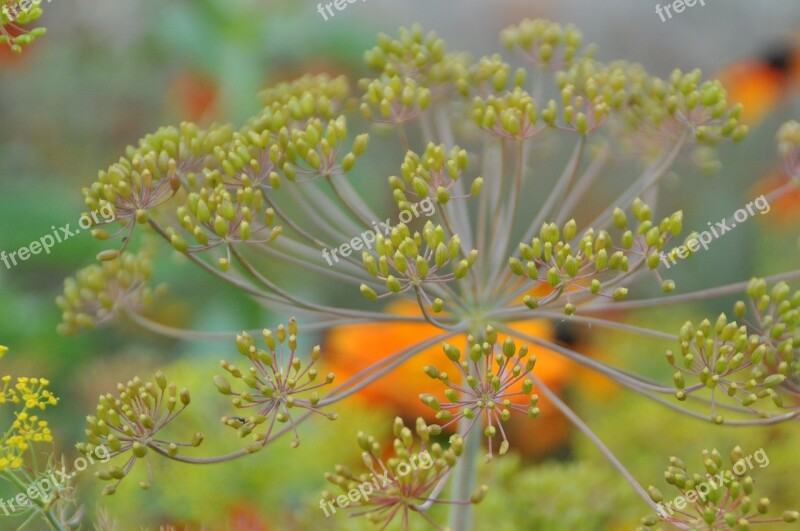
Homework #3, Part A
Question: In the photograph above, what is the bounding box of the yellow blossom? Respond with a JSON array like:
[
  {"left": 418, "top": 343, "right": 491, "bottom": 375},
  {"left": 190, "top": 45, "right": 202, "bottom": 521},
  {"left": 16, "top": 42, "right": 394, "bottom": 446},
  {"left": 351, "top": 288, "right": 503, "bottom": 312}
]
[{"left": 0, "top": 346, "right": 59, "bottom": 472}]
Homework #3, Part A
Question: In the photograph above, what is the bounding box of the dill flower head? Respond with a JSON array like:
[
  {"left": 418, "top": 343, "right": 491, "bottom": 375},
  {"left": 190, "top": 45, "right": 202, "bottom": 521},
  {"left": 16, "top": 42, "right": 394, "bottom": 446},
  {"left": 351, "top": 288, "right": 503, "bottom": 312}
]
[
  {"left": 642, "top": 448, "right": 799, "bottom": 530},
  {"left": 58, "top": 18, "right": 800, "bottom": 527},
  {"left": 56, "top": 250, "right": 161, "bottom": 335},
  {"left": 667, "top": 279, "right": 800, "bottom": 422},
  {"left": 420, "top": 327, "right": 539, "bottom": 461},
  {"left": 78, "top": 372, "right": 200, "bottom": 494},
  {"left": 214, "top": 318, "right": 337, "bottom": 449},
  {"left": 323, "top": 416, "right": 486, "bottom": 530}
]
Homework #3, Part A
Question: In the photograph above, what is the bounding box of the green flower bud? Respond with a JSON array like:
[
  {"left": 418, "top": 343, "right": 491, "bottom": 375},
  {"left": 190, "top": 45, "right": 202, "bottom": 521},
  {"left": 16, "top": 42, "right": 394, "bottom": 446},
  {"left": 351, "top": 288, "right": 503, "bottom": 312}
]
[
  {"left": 386, "top": 276, "right": 403, "bottom": 293},
  {"left": 213, "top": 375, "right": 232, "bottom": 395},
  {"left": 613, "top": 208, "right": 628, "bottom": 229},
  {"left": 132, "top": 442, "right": 147, "bottom": 458}
]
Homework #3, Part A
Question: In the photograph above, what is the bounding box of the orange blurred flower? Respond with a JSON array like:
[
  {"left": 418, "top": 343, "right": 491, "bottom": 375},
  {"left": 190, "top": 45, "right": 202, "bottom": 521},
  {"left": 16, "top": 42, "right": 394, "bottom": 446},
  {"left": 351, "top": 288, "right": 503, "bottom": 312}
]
[
  {"left": 717, "top": 40, "right": 800, "bottom": 125},
  {"left": 226, "top": 501, "right": 272, "bottom": 531},
  {"left": 167, "top": 71, "right": 220, "bottom": 123}
]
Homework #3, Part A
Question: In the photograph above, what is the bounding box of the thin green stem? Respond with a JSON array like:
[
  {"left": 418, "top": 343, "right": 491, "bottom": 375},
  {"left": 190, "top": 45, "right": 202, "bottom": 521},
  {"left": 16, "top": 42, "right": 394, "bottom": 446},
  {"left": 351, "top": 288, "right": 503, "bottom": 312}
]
[
  {"left": 526, "top": 136, "right": 586, "bottom": 241},
  {"left": 498, "top": 324, "right": 674, "bottom": 393},
  {"left": 489, "top": 309, "right": 678, "bottom": 341},
  {"left": 414, "top": 285, "right": 460, "bottom": 330},
  {"left": 529, "top": 374, "right": 659, "bottom": 512},
  {"left": 581, "top": 269, "right": 800, "bottom": 313},
  {"left": 583, "top": 133, "right": 687, "bottom": 233},
  {"left": 448, "top": 416, "right": 480, "bottom": 531},
  {"left": 319, "top": 330, "right": 461, "bottom": 406},
  {"left": 325, "top": 174, "right": 375, "bottom": 228},
  {"left": 2, "top": 471, "right": 65, "bottom": 531}
]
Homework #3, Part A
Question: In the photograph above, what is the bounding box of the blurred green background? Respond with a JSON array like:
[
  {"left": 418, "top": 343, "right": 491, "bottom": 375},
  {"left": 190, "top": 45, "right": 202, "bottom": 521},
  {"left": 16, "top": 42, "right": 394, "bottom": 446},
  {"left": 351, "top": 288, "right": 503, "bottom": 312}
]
[{"left": 1, "top": 0, "right": 799, "bottom": 529}]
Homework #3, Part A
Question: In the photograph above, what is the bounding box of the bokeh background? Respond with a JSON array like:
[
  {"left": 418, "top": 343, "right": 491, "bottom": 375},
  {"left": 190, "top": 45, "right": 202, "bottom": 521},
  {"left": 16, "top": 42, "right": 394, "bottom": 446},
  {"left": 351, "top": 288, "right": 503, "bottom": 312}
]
[{"left": 1, "top": 0, "right": 799, "bottom": 529}]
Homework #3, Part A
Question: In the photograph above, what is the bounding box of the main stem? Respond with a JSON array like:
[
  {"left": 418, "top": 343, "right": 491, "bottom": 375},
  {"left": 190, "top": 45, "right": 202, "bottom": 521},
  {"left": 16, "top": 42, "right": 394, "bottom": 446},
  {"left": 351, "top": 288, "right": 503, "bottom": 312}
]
[
  {"left": 448, "top": 331, "right": 483, "bottom": 531},
  {"left": 3, "top": 471, "right": 66, "bottom": 531},
  {"left": 448, "top": 413, "right": 481, "bottom": 531}
]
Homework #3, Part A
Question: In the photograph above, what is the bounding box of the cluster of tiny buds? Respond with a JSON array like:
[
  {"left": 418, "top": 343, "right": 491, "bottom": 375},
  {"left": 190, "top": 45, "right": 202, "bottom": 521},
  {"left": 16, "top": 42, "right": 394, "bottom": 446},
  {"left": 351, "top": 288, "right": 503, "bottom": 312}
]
[
  {"left": 420, "top": 328, "right": 539, "bottom": 462},
  {"left": 389, "top": 143, "right": 481, "bottom": 208},
  {"left": 641, "top": 448, "right": 799, "bottom": 530},
  {"left": 473, "top": 87, "right": 551, "bottom": 138},
  {"left": 463, "top": 54, "right": 526, "bottom": 97},
  {"left": 77, "top": 372, "right": 200, "bottom": 495},
  {"left": 56, "top": 251, "right": 161, "bottom": 335},
  {"left": 362, "top": 24, "right": 466, "bottom": 98},
  {"left": 83, "top": 123, "right": 232, "bottom": 246},
  {"left": 322, "top": 417, "right": 487, "bottom": 527},
  {"left": 172, "top": 182, "right": 280, "bottom": 263},
  {"left": 509, "top": 198, "right": 682, "bottom": 315},
  {"left": 85, "top": 147, "right": 180, "bottom": 229},
  {"left": 669, "top": 311, "right": 790, "bottom": 421},
  {"left": 214, "top": 318, "right": 337, "bottom": 449},
  {"left": 360, "top": 75, "right": 431, "bottom": 124},
  {"left": 258, "top": 74, "right": 350, "bottom": 121},
  {"left": 737, "top": 279, "right": 800, "bottom": 380},
  {"left": 500, "top": 19, "right": 585, "bottom": 70},
  {"left": 1, "top": 0, "right": 46, "bottom": 53},
  {"left": 665, "top": 278, "right": 800, "bottom": 421},
  {"left": 360, "top": 221, "right": 476, "bottom": 300}
]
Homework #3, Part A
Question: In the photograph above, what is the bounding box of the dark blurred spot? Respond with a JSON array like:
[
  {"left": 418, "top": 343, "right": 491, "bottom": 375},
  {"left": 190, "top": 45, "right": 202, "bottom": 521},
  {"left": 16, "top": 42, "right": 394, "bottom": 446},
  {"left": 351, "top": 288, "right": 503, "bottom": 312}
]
[
  {"left": 553, "top": 320, "right": 581, "bottom": 347},
  {"left": 760, "top": 42, "right": 794, "bottom": 72}
]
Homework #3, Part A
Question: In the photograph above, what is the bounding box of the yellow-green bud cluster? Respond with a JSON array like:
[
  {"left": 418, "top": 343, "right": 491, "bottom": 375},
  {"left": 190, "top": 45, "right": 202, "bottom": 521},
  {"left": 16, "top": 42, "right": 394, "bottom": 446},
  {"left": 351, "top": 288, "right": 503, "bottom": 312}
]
[
  {"left": 420, "top": 329, "right": 539, "bottom": 461},
  {"left": 258, "top": 74, "right": 350, "bottom": 121},
  {"left": 461, "top": 54, "right": 527, "bottom": 96},
  {"left": 738, "top": 279, "right": 800, "bottom": 381},
  {"left": 388, "top": 142, "right": 479, "bottom": 208},
  {"left": 472, "top": 87, "right": 544, "bottom": 139},
  {"left": 510, "top": 200, "right": 682, "bottom": 313},
  {"left": 669, "top": 310, "right": 792, "bottom": 419},
  {"left": 360, "top": 221, "right": 476, "bottom": 297},
  {"left": 77, "top": 372, "right": 197, "bottom": 495},
  {"left": 57, "top": 250, "right": 159, "bottom": 335},
  {"left": 277, "top": 115, "right": 365, "bottom": 177},
  {"left": 323, "top": 417, "right": 482, "bottom": 528},
  {"left": 83, "top": 123, "right": 229, "bottom": 228},
  {"left": 553, "top": 58, "right": 644, "bottom": 133},
  {"left": 363, "top": 24, "right": 467, "bottom": 94},
  {"left": 360, "top": 75, "right": 431, "bottom": 124},
  {"left": 240, "top": 108, "right": 368, "bottom": 183},
  {"left": 500, "top": 19, "right": 585, "bottom": 69},
  {"left": 1, "top": 1, "right": 46, "bottom": 53},
  {"left": 175, "top": 182, "right": 278, "bottom": 252},
  {"left": 216, "top": 319, "right": 336, "bottom": 448},
  {"left": 642, "top": 448, "right": 798, "bottom": 529},
  {"left": 628, "top": 69, "right": 747, "bottom": 144}
]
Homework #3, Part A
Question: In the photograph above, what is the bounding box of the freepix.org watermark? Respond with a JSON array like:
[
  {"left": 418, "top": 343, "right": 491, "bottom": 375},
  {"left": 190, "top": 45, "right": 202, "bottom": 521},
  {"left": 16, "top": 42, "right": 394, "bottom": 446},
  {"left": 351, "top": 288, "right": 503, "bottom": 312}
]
[
  {"left": 656, "top": 447, "right": 769, "bottom": 518},
  {"left": 321, "top": 197, "right": 435, "bottom": 266},
  {"left": 0, "top": 445, "right": 110, "bottom": 516},
  {"left": 655, "top": 0, "right": 706, "bottom": 22},
  {"left": 660, "top": 195, "right": 770, "bottom": 269},
  {"left": 319, "top": 451, "right": 435, "bottom": 517},
  {"left": 316, "top": 0, "right": 368, "bottom": 22},
  {"left": 0, "top": 206, "right": 115, "bottom": 271}
]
